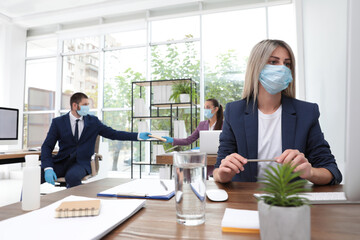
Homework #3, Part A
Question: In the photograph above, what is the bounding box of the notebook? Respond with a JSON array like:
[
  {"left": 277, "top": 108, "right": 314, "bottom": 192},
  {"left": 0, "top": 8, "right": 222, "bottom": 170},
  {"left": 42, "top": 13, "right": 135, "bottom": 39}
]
[
  {"left": 97, "top": 179, "right": 175, "bottom": 200},
  {"left": 199, "top": 130, "right": 222, "bottom": 154},
  {"left": 221, "top": 208, "right": 260, "bottom": 233},
  {"left": 0, "top": 195, "right": 145, "bottom": 240},
  {"left": 253, "top": 192, "right": 360, "bottom": 204},
  {"left": 55, "top": 199, "right": 101, "bottom": 218}
]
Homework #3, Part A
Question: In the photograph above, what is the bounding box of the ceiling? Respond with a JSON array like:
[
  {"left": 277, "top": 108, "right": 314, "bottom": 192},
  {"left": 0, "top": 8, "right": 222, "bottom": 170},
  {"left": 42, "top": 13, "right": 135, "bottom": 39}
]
[
  {"left": 0, "top": 0, "right": 110, "bottom": 17},
  {"left": 0, "top": 0, "right": 201, "bottom": 29}
]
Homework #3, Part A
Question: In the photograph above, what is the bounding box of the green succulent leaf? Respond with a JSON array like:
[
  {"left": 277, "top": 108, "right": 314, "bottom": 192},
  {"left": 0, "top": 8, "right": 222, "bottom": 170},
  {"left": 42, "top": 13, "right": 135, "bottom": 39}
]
[{"left": 257, "top": 163, "right": 310, "bottom": 207}]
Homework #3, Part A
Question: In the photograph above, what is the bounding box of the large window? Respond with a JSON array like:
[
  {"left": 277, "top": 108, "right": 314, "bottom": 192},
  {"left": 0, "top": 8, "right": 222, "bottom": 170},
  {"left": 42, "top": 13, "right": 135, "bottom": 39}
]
[
  {"left": 23, "top": 39, "right": 57, "bottom": 148},
  {"left": 62, "top": 37, "right": 100, "bottom": 110},
  {"left": 23, "top": 3, "right": 297, "bottom": 176},
  {"left": 103, "top": 30, "right": 147, "bottom": 172},
  {"left": 203, "top": 8, "right": 266, "bottom": 104}
]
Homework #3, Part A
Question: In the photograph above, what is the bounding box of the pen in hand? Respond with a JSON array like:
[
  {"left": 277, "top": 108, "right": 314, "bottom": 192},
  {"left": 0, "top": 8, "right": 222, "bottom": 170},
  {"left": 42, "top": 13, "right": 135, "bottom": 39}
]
[
  {"left": 246, "top": 159, "right": 277, "bottom": 162},
  {"left": 160, "top": 180, "right": 168, "bottom": 191}
]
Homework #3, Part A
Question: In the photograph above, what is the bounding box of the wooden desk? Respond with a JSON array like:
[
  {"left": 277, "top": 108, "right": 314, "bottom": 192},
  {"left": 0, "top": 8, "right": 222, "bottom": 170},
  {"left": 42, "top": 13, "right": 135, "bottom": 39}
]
[
  {"left": 0, "top": 150, "right": 41, "bottom": 165},
  {"left": 156, "top": 153, "right": 218, "bottom": 165},
  {"left": 1, "top": 178, "right": 359, "bottom": 239}
]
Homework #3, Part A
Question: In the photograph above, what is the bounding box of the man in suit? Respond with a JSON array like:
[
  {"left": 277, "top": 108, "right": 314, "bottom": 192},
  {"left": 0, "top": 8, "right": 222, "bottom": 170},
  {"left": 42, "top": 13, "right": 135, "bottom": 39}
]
[{"left": 41, "top": 92, "right": 151, "bottom": 188}]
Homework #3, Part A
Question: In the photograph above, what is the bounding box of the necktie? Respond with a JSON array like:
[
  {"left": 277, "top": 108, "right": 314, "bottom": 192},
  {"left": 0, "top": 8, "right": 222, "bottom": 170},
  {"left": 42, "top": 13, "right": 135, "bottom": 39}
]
[{"left": 74, "top": 119, "right": 80, "bottom": 142}]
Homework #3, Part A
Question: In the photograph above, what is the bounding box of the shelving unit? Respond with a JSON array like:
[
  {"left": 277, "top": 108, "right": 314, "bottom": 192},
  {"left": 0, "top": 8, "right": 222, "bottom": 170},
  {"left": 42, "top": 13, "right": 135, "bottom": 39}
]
[{"left": 130, "top": 79, "right": 198, "bottom": 178}]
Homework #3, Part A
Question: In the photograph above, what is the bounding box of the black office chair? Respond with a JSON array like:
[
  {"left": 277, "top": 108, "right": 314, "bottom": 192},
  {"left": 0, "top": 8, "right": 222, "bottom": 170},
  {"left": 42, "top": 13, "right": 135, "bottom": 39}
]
[{"left": 56, "top": 135, "right": 102, "bottom": 186}]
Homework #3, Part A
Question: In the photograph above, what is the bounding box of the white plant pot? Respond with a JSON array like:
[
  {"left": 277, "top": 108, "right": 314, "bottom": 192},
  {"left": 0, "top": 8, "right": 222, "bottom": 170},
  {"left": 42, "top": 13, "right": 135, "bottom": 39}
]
[
  {"left": 258, "top": 200, "right": 310, "bottom": 240},
  {"left": 179, "top": 94, "right": 190, "bottom": 103}
]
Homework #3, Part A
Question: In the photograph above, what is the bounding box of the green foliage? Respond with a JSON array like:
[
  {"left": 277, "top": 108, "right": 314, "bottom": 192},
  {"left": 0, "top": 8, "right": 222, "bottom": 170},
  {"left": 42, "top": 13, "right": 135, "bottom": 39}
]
[
  {"left": 169, "top": 83, "right": 197, "bottom": 102},
  {"left": 258, "top": 164, "right": 310, "bottom": 207},
  {"left": 104, "top": 68, "right": 145, "bottom": 109},
  {"left": 204, "top": 49, "right": 245, "bottom": 105}
]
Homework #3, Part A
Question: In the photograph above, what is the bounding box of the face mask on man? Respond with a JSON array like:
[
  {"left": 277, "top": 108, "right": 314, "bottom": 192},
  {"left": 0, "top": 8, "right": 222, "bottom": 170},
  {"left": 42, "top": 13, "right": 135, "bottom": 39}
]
[
  {"left": 204, "top": 109, "right": 214, "bottom": 119},
  {"left": 259, "top": 64, "right": 293, "bottom": 95},
  {"left": 77, "top": 105, "right": 90, "bottom": 116}
]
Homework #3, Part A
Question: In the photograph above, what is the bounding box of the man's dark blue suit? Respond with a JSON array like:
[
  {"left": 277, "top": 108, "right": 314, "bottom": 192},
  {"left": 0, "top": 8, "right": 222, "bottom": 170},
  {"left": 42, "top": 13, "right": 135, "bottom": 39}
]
[
  {"left": 41, "top": 113, "right": 138, "bottom": 187},
  {"left": 215, "top": 95, "right": 342, "bottom": 185}
]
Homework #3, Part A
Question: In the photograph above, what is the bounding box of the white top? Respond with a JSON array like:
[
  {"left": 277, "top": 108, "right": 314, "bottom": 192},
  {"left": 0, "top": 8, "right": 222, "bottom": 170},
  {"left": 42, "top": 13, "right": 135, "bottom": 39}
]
[
  {"left": 69, "top": 111, "right": 84, "bottom": 140},
  {"left": 209, "top": 121, "right": 216, "bottom": 131},
  {"left": 257, "top": 105, "right": 282, "bottom": 179}
]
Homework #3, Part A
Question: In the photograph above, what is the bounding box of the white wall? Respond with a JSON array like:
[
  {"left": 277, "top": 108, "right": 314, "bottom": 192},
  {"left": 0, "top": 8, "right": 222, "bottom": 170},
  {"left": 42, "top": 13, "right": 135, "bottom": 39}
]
[
  {"left": 344, "top": 0, "right": 360, "bottom": 197},
  {"left": 301, "top": 0, "right": 347, "bottom": 176},
  {"left": 0, "top": 23, "right": 26, "bottom": 177},
  {"left": 0, "top": 23, "right": 26, "bottom": 150}
]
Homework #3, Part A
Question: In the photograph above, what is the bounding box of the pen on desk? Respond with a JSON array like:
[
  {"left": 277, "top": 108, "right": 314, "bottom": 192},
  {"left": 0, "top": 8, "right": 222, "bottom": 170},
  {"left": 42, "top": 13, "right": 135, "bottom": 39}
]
[
  {"left": 247, "top": 159, "right": 277, "bottom": 162},
  {"left": 160, "top": 180, "right": 168, "bottom": 191}
]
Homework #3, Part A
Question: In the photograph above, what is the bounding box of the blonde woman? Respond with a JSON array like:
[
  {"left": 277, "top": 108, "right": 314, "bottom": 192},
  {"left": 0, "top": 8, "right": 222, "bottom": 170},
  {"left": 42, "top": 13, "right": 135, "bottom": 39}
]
[{"left": 213, "top": 39, "right": 342, "bottom": 185}]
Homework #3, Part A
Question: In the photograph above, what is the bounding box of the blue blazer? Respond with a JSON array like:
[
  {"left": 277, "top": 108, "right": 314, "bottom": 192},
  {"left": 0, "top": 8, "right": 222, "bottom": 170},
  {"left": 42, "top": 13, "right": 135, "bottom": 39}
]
[
  {"left": 215, "top": 95, "right": 342, "bottom": 185},
  {"left": 41, "top": 113, "right": 138, "bottom": 173}
]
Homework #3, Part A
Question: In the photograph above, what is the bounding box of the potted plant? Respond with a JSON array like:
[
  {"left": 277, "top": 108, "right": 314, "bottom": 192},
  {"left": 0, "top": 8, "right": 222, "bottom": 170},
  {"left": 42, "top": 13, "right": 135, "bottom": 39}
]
[
  {"left": 169, "top": 83, "right": 191, "bottom": 103},
  {"left": 257, "top": 164, "right": 311, "bottom": 240}
]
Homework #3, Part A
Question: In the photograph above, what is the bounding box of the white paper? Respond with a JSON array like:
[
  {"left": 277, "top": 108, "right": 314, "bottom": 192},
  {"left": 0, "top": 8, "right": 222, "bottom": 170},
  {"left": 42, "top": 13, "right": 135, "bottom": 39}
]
[
  {"left": 151, "top": 130, "right": 169, "bottom": 138},
  {"left": 173, "top": 120, "right": 179, "bottom": 138},
  {"left": 178, "top": 120, "right": 187, "bottom": 138},
  {"left": 98, "top": 179, "right": 174, "bottom": 198},
  {"left": 166, "top": 85, "right": 173, "bottom": 103},
  {"left": 254, "top": 192, "right": 360, "bottom": 204},
  {"left": 0, "top": 195, "right": 145, "bottom": 240},
  {"left": 153, "top": 86, "right": 161, "bottom": 103},
  {"left": 138, "top": 121, "right": 149, "bottom": 132},
  {"left": 153, "top": 145, "right": 165, "bottom": 161},
  {"left": 221, "top": 208, "right": 259, "bottom": 229},
  {"left": 159, "top": 165, "right": 171, "bottom": 179}
]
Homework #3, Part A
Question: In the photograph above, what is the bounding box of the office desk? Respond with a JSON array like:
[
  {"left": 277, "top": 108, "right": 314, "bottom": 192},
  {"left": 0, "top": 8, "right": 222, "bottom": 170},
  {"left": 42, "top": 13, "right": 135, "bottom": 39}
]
[
  {"left": 156, "top": 153, "right": 217, "bottom": 165},
  {"left": 0, "top": 150, "right": 41, "bottom": 165},
  {"left": 0, "top": 149, "right": 58, "bottom": 165},
  {"left": 0, "top": 179, "right": 359, "bottom": 239}
]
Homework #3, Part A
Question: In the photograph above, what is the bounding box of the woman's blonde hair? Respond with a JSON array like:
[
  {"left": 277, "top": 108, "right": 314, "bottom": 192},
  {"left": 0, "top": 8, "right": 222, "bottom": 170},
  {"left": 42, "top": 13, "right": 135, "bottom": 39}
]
[{"left": 242, "top": 39, "right": 296, "bottom": 102}]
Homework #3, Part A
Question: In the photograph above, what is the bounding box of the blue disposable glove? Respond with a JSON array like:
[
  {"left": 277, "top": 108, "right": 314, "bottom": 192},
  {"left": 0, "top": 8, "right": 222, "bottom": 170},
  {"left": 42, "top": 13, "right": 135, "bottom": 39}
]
[
  {"left": 162, "top": 136, "right": 174, "bottom": 143},
  {"left": 191, "top": 147, "right": 200, "bottom": 150},
  {"left": 139, "top": 132, "right": 151, "bottom": 140},
  {"left": 44, "top": 169, "right": 57, "bottom": 185}
]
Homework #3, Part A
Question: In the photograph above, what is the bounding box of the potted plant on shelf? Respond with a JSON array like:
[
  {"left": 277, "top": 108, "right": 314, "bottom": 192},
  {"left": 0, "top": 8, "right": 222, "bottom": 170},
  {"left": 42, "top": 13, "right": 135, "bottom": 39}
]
[
  {"left": 169, "top": 83, "right": 191, "bottom": 103},
  {"left": 257, "top": 164, "right": 311, "bottom": 240}
]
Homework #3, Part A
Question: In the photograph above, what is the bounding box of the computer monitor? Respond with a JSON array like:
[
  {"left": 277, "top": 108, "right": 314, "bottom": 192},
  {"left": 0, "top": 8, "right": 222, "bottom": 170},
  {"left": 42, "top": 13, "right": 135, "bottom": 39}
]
[
  {"left": 199, "top": 130, "right": 222, "bottom": 154},
  {"left": 0, "top": 107, "right": 19, "bottom": 145}
]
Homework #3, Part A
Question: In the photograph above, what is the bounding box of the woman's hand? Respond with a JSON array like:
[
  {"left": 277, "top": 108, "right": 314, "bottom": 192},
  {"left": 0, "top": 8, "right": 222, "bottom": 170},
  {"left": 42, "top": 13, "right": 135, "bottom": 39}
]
[
  {"left": 276, "top": 149, "right": 313, "bottom": 179},
  {"left": 214, "top": 153, "right": 248, "bottom": 183}
]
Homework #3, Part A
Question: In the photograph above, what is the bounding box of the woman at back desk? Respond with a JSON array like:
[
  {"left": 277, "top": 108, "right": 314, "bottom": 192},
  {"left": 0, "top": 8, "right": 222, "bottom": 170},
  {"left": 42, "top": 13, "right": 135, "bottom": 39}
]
[{"left": 162, "top": 98, "right": 223, "bottom": 146}]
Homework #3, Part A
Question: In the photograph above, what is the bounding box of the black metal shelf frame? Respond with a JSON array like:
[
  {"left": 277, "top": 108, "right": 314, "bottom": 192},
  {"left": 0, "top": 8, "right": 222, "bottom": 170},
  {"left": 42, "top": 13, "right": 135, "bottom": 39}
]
[{"left": 130, "top": 79, "right": 198, "bottom": 178}]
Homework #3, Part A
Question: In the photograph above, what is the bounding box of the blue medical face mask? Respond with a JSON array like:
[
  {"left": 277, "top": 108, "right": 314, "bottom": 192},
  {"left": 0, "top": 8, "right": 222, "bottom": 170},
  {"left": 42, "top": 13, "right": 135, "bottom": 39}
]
[
  {"left": 204, "top": 109, "right": 214, "bottom": 119},
  {"left": 259, "top": 64, "right": 293, "bottom": 95},
  {"left": 77, "top": 105, "right": 90, "bottom": 116}
]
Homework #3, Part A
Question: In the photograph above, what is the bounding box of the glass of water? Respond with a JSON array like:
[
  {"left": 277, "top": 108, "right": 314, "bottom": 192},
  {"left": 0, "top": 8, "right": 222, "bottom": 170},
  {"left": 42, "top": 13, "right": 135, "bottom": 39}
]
[{"left": 173, "top": 152, "right": 207, "bottom": 226}]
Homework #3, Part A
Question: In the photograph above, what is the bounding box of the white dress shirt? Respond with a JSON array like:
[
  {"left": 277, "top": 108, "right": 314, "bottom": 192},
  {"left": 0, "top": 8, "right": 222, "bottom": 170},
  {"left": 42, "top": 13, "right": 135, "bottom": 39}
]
[{"left": 69, "top": 111, "right": 84, "bottom": 140}]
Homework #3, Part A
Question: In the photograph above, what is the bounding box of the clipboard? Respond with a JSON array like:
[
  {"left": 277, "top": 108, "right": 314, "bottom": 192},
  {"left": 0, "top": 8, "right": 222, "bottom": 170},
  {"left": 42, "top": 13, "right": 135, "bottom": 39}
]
[
  {"left": 149, "top": 134, "right": 167, "bottom": 142},
  {"left": 97, "top": 179, "right": 175, "bottom": 200}
]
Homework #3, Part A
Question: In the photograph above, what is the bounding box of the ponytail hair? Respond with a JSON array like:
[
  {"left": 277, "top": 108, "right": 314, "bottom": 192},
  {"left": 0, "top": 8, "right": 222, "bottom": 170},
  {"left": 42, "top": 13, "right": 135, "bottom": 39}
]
[{"left": 206, "top": 98, "right": 223, "bottom": 130}]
